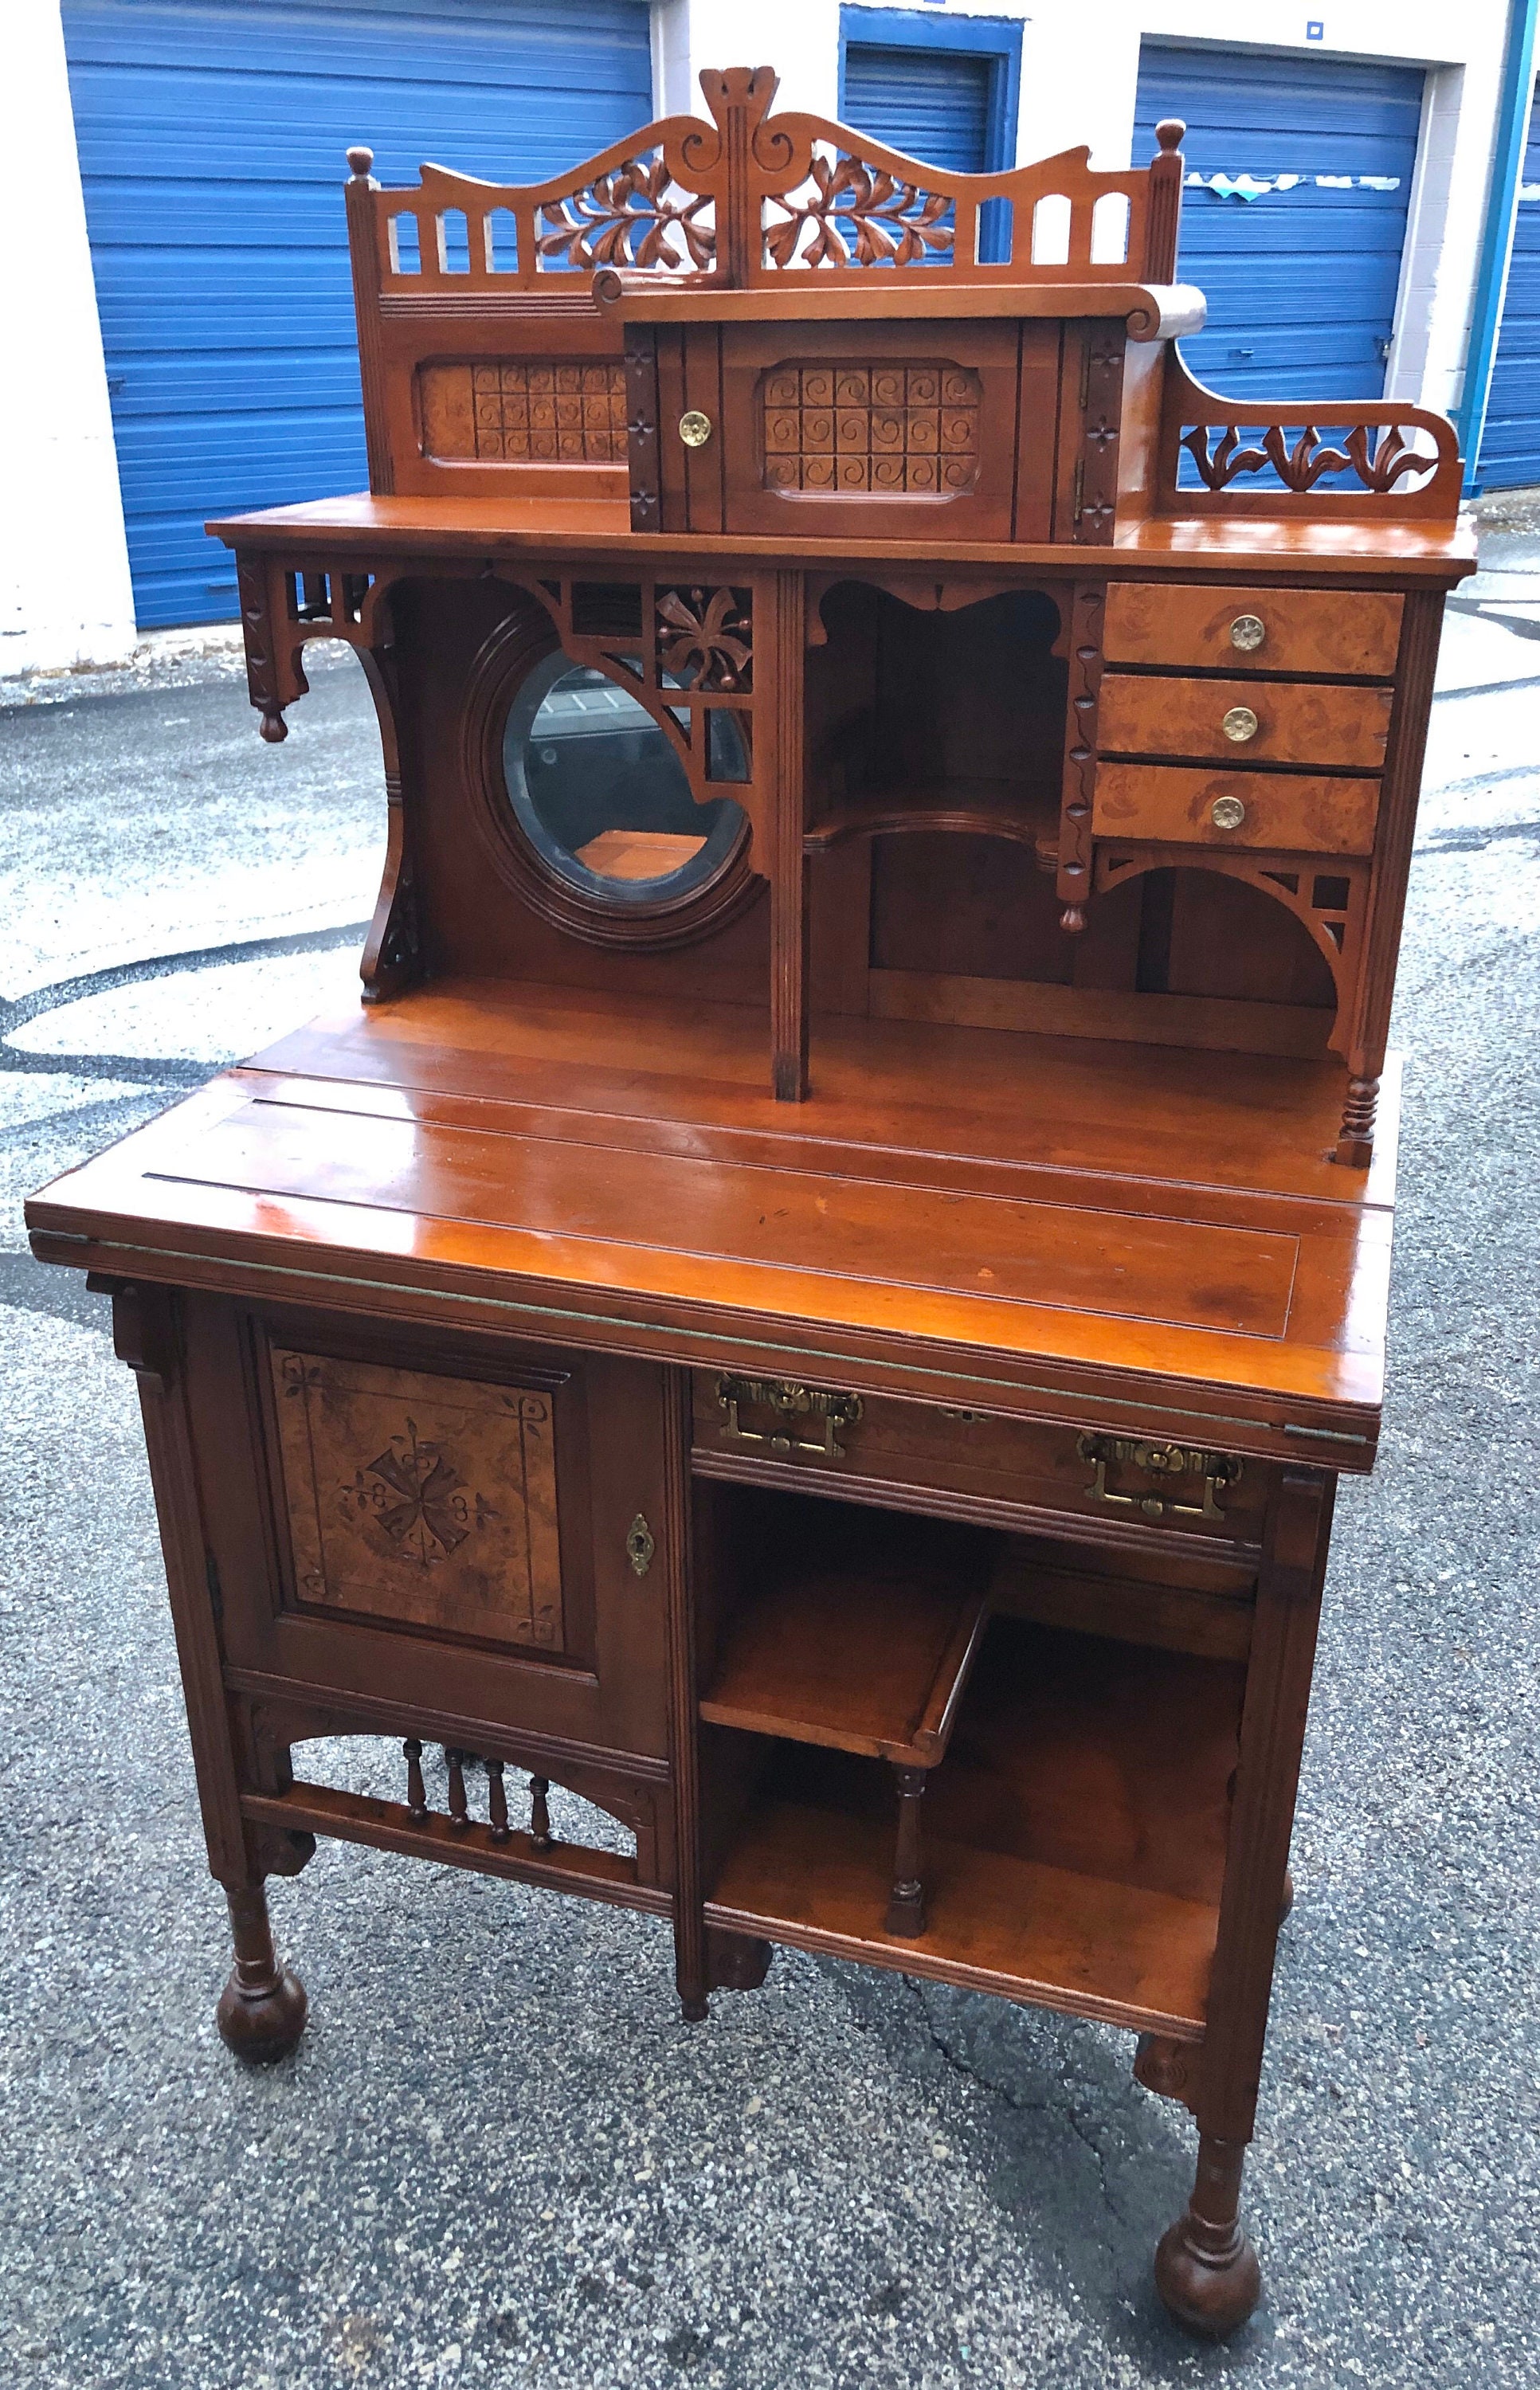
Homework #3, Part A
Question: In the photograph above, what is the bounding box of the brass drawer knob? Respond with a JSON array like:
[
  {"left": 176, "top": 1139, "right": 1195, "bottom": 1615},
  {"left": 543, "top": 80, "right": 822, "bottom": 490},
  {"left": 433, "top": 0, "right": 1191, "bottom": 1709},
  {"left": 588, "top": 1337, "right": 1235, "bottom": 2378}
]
[
  {"left": 1221, "top": 704, "right": 1260, "bottom": 744},
  {"left": 678, "top": 409, "right": 713, "bottom": 448},
  {"left": 1210, "top": 794, "right": 1247, "bottom": 830},
  {"left": 1229, "top": 613, "right": 1266, "bottom": 652}
]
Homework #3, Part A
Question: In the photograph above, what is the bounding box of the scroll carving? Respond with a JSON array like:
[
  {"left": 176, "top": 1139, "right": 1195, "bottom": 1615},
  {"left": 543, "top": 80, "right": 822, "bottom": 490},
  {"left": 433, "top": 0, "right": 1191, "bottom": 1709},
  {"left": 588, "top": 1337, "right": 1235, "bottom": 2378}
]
[
  {"left": 1182, "top": 421, "right": 1440, "bottom": 498},
  {"left": 764, "top": 156, "right": 954, "bottom": 269},
  {"left": 1160, "top": 355, "right": 1460, "bottom": 520},
  {"left": 537, "top": 155, "right": 717, "bottom": 272},
  {"left": 356, "top": 66, "right": 1182, "bottom": 295}
]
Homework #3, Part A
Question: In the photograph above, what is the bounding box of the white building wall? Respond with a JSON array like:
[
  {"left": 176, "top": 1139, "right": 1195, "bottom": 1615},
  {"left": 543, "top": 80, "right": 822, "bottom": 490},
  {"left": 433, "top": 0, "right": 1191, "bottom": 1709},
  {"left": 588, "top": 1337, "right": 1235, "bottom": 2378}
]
[
  {"left": 2, "top": 0, "right": 136, "bottom": 677},
  {"left": 667, "top": 0, "right": 1515, "bottom": 423}
]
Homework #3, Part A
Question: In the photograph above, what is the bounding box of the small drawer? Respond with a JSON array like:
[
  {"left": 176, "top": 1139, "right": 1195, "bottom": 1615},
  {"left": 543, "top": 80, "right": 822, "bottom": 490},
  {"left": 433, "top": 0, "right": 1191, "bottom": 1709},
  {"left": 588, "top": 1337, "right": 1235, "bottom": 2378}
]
[
  {"left": 1097, "top": 672, "right": 1392, "bottom": 772},
  {"left": 1104, "top": 582, "right": 1403, "bottom": 679},
  {"left": 692, "top": 1372, "right": 1269, "bottom": 1545},
  {"left": 1094, "top": 764, "right": 1379, "bottom": 856}
]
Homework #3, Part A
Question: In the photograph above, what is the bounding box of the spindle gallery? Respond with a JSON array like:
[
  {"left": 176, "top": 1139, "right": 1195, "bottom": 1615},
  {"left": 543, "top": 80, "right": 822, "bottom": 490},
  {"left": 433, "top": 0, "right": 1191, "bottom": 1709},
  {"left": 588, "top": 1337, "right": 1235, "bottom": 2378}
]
[{"left": 27, "top": 67, "right": 1472, "bottom": 2336}]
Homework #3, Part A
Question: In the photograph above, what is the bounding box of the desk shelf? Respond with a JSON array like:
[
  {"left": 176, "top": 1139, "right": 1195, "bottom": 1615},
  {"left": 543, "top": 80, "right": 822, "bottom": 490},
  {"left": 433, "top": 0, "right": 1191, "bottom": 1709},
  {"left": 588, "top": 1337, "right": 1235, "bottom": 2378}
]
[
  {"left": 703, "top": 1610, "right": 1243, "bottom": 2032},
  {"left": 699, "top": 1556, "right": 989, "bottom": 1765},
  {"left": 804, "top": 778, "right": 1060, "bottom": 871}
]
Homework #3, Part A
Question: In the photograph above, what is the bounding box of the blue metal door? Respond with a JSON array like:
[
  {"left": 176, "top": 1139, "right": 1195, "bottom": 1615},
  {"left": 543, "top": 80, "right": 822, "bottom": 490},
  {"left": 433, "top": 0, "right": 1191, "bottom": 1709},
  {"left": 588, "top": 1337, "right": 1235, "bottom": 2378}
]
[
  {"left": 1134, "top": 44, "right": 1424, "bottom": 402},
  {"left": 842, "top": 45, "right": 994, "bottom": 176},
  {"left": 61, "top": 0, "right": 654, "bottom": 629},
  {"left": 1478, "top": 80, "right": 1540, "bottom": 489}
]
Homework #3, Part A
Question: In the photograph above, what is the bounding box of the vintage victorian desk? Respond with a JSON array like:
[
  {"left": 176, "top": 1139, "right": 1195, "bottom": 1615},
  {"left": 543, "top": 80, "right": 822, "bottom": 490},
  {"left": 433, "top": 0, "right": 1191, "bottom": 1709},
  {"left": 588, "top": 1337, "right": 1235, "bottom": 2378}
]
[{"left": 27, "top": 71, "right": 1473, "bottom": 2335}]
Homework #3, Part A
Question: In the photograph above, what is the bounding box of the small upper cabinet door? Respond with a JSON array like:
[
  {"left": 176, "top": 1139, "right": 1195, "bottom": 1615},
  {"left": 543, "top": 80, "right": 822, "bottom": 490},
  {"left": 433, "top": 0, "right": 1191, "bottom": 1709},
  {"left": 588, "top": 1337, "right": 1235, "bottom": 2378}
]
[
  {"left": 200, "top": 1307, "right": 676, "bottom": 1763},
  {"left": 716, "top": 320, "right": 1044, "bottom": 541}
]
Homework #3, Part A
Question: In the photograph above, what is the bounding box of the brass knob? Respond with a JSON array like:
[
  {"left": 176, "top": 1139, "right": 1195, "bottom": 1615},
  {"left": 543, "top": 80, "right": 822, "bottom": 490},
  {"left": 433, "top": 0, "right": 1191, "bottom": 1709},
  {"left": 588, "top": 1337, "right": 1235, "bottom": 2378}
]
[
  {"left": 1229, "top": 613, "right": 1266, "bottom": 652},
  {"left": 678, "top": 409, "right": 713, "bottom": 449},
  {"left": 1210, "top": 794, "right": 1247, "bottom": 830},
  {"left": 1221, "top": 705, "right": 1259, "bottom": 744}
]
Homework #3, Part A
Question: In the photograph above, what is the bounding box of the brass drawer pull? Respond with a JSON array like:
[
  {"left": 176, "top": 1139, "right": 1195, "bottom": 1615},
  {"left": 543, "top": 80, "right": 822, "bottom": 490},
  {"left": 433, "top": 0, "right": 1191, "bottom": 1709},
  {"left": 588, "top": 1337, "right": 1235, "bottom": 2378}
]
[
  {"left": 625, "top": 1514, "right": 656, "bottom": 1577},
  {"left": 715, "top": 1373, "right": 864, "bottom": 1460},
  {"left": 678, "top": 409, "right": 713, "bottom": 448},
  {"left": 1221, "top": 705, "right": 1260, "bottom": 744},
  {"left": 1229, "top": 613, "right": 1266, "bottom": 652},
  {"left": 1076, "top": 1432, "right": 1243, "bottom": 1522},
  {"left": 1210, "top": 794, "right": 1247, "bottom": 830}
]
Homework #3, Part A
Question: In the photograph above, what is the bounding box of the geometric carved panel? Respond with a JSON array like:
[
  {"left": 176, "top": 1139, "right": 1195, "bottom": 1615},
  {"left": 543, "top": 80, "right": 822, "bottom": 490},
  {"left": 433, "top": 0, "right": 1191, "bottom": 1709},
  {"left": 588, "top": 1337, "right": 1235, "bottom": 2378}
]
[
  {"left": 271, "top": 1349, "right": 563, "bottom": 1651},
  {"left": 762, "top": 360, "right": 980, "bottom": 494},
  {"left": 419, "top": 360, "right": 628, "bottom": 464}
]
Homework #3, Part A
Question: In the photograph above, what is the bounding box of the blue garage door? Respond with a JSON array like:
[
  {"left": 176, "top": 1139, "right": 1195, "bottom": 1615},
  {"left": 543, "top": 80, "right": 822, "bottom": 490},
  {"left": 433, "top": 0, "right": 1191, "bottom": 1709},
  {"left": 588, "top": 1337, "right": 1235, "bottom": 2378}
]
[
  {"left": 61, "top": 0, "right": 654, "bottom": 629},
  {"left": 1478, "top": 81, "right": 1540, "bottom": 490},
  {"left": 1134, "top": 45, "right": 1424, "bottom": 402},
  {"left": 843, "top": 43, "right": 994, "bottom": 175}
]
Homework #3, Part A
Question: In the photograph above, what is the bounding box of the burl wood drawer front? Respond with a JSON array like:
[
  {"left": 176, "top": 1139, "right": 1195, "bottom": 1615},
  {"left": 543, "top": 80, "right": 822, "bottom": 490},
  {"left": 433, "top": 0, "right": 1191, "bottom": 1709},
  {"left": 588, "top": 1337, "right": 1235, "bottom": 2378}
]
[
  {"left": 692, "top": 1373, "right": 1269, "bottom": 1546},
  {"left": 1093, "top": 764, "right": 1380, "bottom": 856},
  {"left": 1097, "top": 673, "right": 1393, "bottom": 772},
  {"left": 1104, "top": 582, "right": 1404, "bottom": 679}
]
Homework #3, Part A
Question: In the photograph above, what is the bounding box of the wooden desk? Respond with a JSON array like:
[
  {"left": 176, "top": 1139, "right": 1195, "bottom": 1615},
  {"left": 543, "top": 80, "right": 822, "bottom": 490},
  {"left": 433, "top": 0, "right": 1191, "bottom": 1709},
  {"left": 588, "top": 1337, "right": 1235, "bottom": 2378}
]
[{"left": 28, "top": 65, "right": 1468, "bottom": 2337}]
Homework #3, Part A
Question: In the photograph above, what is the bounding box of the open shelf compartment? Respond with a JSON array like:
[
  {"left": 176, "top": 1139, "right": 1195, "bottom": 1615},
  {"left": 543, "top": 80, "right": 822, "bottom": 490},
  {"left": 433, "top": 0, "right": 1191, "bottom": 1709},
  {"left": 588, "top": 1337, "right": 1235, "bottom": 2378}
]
[{"left": 697, "top": 1484, "right": 1248, "bottom": 2033}]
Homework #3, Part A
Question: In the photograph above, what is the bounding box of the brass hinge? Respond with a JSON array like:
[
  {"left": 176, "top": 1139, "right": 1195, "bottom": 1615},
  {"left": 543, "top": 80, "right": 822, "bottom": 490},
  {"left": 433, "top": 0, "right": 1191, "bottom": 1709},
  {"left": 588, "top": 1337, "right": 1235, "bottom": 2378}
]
[
  {"left": 1072, "top": 456, "right": 1085, "bottom": 525},
  {"left": 715, "top": 1373, "right": 864, "bottom": 1461},
  {"left": 1076, "top": 1433, "right": 1243, "bottom": 1522}
]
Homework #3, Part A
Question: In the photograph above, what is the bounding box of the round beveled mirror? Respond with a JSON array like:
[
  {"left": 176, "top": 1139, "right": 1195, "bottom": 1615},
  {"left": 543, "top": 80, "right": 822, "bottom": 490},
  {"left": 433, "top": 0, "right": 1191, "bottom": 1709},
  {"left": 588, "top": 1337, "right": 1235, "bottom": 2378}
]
[{"left": 501, "top": 656, "right": 746, "bottom": 905}]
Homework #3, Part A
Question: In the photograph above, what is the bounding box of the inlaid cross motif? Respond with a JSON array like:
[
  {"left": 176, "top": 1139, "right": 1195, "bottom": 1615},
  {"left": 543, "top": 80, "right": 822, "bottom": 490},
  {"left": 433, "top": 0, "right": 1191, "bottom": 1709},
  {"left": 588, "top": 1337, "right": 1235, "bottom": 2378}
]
[{"left": 342, "top": 1418, "right": 492, "bottom": 1571}]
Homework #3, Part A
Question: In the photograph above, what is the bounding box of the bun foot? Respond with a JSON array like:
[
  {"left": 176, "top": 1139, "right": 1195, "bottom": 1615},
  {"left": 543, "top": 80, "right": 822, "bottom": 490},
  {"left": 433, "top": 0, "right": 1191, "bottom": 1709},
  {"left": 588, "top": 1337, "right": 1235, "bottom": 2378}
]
[
  {"left": 217, "top": 1883, "right": 307, "bottom": 2062},
  {"left": 680, "top": 1993, "right": 710, "bottom": 2024},
  {"left": 217, "top": 1961, "right": 308, "bottom": 2062},
  {"left": 1155, "top": 2212, "right": 1260, "bottom": 2337},
  {"left": 1155, "top": 2132, "right": 1260, "bottom": 2337}
]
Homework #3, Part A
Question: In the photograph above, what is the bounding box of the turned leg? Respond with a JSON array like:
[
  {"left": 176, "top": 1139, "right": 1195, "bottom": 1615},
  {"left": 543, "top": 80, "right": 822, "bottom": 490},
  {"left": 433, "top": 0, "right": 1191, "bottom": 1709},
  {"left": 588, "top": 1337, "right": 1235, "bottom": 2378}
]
[
  {"left": 216, "top": 1883, "right": 308, "bottom": 2063},
  {"left": 1156, "top": 2133, "right": 1260, "bottom": 2337},
  {"left": 885, "top": 1765, "right": 927, "bottom": 1937},
  {"left": 1334, "top": 1073, "right": 1378, "bottom": 1169}
]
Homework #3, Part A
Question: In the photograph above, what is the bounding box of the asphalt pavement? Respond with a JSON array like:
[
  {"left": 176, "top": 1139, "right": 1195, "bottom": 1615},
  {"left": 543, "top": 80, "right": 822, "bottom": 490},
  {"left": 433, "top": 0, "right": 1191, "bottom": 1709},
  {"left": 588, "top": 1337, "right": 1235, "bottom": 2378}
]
[{"left": 2, "top": 537, "right": 1538, "bottom": 2390}]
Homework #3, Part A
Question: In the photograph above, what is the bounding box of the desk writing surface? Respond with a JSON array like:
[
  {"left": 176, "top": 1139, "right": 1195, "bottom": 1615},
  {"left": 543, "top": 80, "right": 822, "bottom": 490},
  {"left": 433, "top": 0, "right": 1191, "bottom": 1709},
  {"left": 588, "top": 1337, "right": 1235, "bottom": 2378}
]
[{"left": 27, "top": 983, "right": 1397, "bottom": 1465}]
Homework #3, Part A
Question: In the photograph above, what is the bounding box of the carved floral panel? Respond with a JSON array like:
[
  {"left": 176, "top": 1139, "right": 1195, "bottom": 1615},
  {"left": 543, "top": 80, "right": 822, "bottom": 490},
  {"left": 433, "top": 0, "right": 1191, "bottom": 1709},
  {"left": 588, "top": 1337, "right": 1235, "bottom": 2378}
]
[
  {"left": 761, "top": 362, "right": 981, "bottom": 494},
  {"left": 419, "top": 361, "right": 628, "bottom": 465},
  {"left": 272, "top": 1349, "right": 564, "bottom": 1650}
]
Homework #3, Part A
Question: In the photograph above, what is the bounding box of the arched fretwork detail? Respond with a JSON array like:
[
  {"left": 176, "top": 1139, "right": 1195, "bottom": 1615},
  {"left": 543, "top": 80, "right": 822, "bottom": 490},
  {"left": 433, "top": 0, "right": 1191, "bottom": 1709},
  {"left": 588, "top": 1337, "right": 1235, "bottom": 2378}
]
[{"left": 1092, "top": 845, "right": 1370, "bottom": 1060}]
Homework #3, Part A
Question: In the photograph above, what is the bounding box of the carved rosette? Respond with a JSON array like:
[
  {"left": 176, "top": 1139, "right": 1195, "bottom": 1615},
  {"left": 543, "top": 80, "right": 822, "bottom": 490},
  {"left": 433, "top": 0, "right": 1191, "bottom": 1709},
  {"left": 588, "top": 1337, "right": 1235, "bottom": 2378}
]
[{"left": 656, "top": 586, "right": 753, "bottom": 692}]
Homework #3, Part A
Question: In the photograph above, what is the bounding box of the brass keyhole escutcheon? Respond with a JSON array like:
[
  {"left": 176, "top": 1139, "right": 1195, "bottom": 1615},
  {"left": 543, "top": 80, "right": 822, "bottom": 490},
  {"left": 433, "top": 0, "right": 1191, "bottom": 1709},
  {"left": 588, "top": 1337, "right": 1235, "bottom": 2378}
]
[
  {"left": 625, "top": 1514, "right": 656, "bottom": 1577},
  {"left": 1210, "top": 793, "right": 1247, "bottom": 830},
  {"left": 1229, "top": 613, "right": 1266, "bottom": 652},
  {"left": 678, "top": 409, "right": 713, "bottom": 449},
  {"left": 1221, "top": 704, "right": 1260, "bottom": 744}
]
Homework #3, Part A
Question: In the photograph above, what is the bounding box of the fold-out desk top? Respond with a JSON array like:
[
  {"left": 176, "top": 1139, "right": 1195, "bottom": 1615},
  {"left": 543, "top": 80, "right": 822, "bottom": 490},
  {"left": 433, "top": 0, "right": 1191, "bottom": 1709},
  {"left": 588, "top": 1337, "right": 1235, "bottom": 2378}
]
[{"left": 26, "top": 981, "right": 1398, "bottom": 1473}]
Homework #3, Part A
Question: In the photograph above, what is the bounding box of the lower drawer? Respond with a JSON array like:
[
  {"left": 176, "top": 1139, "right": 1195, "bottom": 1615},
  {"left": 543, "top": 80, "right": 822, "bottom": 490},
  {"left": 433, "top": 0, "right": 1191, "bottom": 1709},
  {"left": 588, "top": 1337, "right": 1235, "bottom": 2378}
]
[
  {"left": 1094, "top": 762, "right": 1379, "bottom": 856},
  {"left": 691, "top": 1369, "right": 1268, "bottom": 1545}
]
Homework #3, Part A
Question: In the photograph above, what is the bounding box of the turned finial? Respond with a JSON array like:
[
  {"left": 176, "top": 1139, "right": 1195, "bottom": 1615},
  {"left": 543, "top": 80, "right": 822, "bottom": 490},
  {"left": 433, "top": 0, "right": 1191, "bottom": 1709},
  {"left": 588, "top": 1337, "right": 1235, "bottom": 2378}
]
[
  {"left": 1154, "top": 120, "right": 1185, "bottom": 154},
  {"left": 346, "top": 145, "right": 374, "bottom": 181}
]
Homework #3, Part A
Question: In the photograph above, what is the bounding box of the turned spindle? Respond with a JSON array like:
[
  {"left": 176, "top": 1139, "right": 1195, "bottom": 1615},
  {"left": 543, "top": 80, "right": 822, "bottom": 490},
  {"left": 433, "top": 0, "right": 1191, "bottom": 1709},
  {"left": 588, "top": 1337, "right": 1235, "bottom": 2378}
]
[
  {"left": 529, "top": 1777, "right": 554, "bottom": 1851},
  {"left": 445, "top": 1748, "right": 469, "bottom": 1828},
  {"left": 403, "top": 1737, "right": 427, "bottom": 1821},
  {"left": 487, "top": 1757, "right": 510, "bottom": 1843},
  {"left": 885, "top": 1765, "right": 928, "bottom": 1937}
]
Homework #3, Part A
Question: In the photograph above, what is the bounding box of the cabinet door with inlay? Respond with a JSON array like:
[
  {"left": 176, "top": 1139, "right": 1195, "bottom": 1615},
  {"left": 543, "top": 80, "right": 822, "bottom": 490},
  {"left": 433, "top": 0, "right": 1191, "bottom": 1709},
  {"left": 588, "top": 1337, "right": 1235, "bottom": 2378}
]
[{"left": 194, "top": 1304, "right": 674, "bottom": 1763}]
